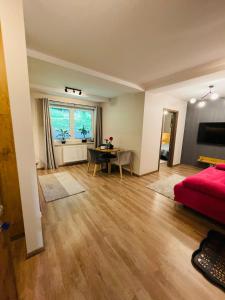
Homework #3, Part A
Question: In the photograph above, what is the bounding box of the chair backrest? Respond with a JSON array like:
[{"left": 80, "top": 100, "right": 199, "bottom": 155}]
[
  {"left": 87, "top": 149, "right": 98, "bottom": 163},
  {"left": 87, "top": 148, "right": 104, "bottom": 163},
  {"left": 117, "top": 150, "right": 132, "bottom": 165}
]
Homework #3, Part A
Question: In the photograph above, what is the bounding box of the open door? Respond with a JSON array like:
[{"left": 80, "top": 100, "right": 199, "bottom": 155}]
[
  {"left": 0, "top": 27, "right": 24, "bottom": 239},
  {"left": 0, "top": 206, "right": 18, "bottom": 300},
  {"left": 0, "top": 27, "right": 19, "bottom": 299},
  {"left": 167, "top": 110, "right": 178, "bottom": 167},
  {"left": 159, "top": 109, "right": 178, "bottom": 169}
]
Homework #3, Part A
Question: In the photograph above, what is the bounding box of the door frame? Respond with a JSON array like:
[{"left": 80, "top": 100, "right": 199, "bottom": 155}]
[{"left": 158, "top": 108, "right": 179, "bottom": 170}]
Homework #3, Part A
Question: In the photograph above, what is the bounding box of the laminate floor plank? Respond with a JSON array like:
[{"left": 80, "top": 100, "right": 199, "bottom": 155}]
[{"left": 12, "top": 164, "right": 225, "bottom": 300}]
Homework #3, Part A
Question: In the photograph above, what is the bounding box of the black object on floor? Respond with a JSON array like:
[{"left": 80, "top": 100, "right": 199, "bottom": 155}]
[{"left": 192, "top": 230, "right": 225, "bottom": 292}]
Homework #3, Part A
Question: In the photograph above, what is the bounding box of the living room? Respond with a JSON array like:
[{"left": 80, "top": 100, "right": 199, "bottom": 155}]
[{"left": 1, "top": 1, "right": 225, "bottom": 300}]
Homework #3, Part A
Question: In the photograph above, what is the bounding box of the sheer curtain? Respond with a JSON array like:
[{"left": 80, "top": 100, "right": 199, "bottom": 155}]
[
  {"left": 95, "top": 106, "right": 102, "bottom": 147},
  {"left": 42, "top": 98, "right": 57, "bottom": 169}
]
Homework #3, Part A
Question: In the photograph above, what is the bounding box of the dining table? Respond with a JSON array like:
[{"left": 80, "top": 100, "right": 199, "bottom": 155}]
[
  {"left": 95, "top": 147, "right": 120, "bottom": 153},
  {"left": 95, "top": 147, "right": 121, "bottom": 173}
]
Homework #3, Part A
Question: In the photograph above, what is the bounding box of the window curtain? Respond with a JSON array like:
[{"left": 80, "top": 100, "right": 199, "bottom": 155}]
[
  {"left": 42, "top": 98, "right": 58, "bottom": 169},
  {"left": 95, "top": 106, "right": 102, "bottom": 147}
]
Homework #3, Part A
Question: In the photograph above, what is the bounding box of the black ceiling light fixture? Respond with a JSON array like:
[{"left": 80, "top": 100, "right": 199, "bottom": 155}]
[{"left": 65, "top": 86, "right": 82, "bottom": 96}]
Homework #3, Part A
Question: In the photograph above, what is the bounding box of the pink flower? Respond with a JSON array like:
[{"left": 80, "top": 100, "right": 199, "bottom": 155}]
[{"left": 109, "top": 136, "right": 113, "bottom": 141}]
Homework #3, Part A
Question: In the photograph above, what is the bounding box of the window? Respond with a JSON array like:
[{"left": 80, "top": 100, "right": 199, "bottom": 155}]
[
  {"left": 49, "top": 107, "right": 70, "bottom": 139},
  {"left": 74, "top": 109, "right": 93, "bottom": 139},
  {"left": 49, "top": 105, "right": 94, "bottom": 141}
]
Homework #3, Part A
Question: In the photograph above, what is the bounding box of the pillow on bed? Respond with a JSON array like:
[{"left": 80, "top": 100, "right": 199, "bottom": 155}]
[
  {"left": 162, "top": 132, "right": 170, "bottom": 144},
  {"left": 215, "top": 164, "right": 225, "bottom": 171}
]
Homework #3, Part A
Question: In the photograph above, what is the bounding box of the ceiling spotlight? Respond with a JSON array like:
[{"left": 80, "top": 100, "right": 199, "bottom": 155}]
[
  {"left": 75, "top": 90, "right": 82, "bottom": 96},
  {"left": 163, "top": 110, "right": 169, "bottom": 115},
  {"left": 208, "top": 85, "right": 219, "bottom": 101},
  {"left": 65, "top": 86, "right": 82, "bottom": 96},
  {"left": 198, "top": 101, "right": 206, "bottom": 108},
  {"left": 189, "top": 98, "right": 197, "bottom": 104},
  {"left": 210, "top": 92, "right": 219, "bottom": 100}
]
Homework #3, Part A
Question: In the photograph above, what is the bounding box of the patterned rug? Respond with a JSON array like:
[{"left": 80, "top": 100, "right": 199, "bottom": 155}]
[
  {"left": 39, "top": 172, "right": 85, "bottom": 202},
  {"left": 192, "top": 230, "right": 225, "bottom": 292},
  {"left": 146, "top": 174, "right": 185, "bottom": 199}
]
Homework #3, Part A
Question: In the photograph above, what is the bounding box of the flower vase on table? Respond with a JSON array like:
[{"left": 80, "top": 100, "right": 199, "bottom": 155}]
[{"left": 104, "top": 136, "right": 114, "bottom": 149}]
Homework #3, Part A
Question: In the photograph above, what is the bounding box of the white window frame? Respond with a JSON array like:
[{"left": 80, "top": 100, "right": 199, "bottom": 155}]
[
  {"left": 73, "top": 108, "right": 95, "bottom": 140},
  {"left": 49, "top": 104, "right": 95, "bottom": 144}
]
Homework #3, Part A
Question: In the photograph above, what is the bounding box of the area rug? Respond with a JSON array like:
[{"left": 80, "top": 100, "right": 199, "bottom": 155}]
[
  {"left": 39, "top": 172, "right": 85, "bottom": 202},
  {"left": 146, "top": 174, "right": 185, "bottom": 199},
  {"left": 192, "top": 230, "right": 225, "bottom": 292}
]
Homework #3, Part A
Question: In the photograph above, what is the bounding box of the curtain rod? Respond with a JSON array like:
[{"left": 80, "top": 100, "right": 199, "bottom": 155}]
[{"left": 49, "top": 100, "right": 97, "bottom": 110}]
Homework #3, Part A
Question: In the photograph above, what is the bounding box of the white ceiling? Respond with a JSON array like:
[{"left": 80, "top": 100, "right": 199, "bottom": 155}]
[
  {"left": 28, "top": 57, "right": 141, "bottom": 99},
  {"left": 157, "top": 71, "right": 225, "bottom": 101},
  {"left": 24, "top": 0, "right": 225, "bottom": 86}
]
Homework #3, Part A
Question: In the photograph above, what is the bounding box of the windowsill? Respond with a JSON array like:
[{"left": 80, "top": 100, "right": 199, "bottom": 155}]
[{"left": 54, "top": 141, "right": 95, "bottom": 146}]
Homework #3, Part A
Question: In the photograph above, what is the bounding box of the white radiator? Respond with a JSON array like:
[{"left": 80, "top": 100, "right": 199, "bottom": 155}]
[{"left": 62, "top": 145, "right": 87, "bottom": 163}]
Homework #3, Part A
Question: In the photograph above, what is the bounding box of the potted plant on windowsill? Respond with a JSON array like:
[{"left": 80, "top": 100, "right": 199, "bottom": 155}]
[
  {"left": 79, "top": 125, "right": 89, "bottom": 143},
  {"left": 56, "top": 129, "right": 70, "bottom": 144}
]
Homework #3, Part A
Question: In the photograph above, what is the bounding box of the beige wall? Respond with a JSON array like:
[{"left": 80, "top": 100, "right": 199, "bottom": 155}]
[
  {"left": 31, "top": 94, "right": 45, "bottom": 167},
  {"left": 139, "top": 92, "right": 187, "bottom": 175},
  {"left": 102, "top": 93, "right": 145, "bottom": 175},
  {"left": 32, "top": 90, "right": 186, "bottom": 177},
  {"left": 31, "top": 92, "right": 98, "bottom": 168},
  {"left": 0, "top": 0, "right": 43, "bottom": 254}
]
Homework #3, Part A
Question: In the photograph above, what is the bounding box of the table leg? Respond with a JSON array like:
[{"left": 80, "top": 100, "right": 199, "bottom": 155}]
[{"left": 108, "top": 162, "right": 111, "bottom": 174}]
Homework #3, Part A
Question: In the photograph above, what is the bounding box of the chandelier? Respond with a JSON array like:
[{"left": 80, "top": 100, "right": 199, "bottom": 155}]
[{"left": 189, "top": 85, "right": 219, "bottom": 107}]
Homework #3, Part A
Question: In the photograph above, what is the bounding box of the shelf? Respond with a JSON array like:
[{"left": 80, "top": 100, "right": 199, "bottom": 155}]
[{"left": 197, "top": 156, "right": 225, "bottom": 165}]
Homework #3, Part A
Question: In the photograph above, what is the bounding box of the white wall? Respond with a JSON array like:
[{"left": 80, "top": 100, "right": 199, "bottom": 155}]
[
  {"left": 0, "top": 0, "right": 43, "bottom": 254},
  {"left": 102, "top": 93, "right": 145, "bottom": 175},
  {"left": 139, "top": 92, "right": 187, "bottom": 175},
  {"left": 163, "top": 112, "right": 172, "bottom": 133},
  {"left": 31, "top": 92, "right": 98, "bottom": 168},
  {"left": 32, "top": 90, "right": 186, "bottom": 177},
  {"left": 31, "top": 93, "right": 42, "bottom": 163}
]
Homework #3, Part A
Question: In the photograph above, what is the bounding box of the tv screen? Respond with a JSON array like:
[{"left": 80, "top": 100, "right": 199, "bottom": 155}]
[{"left": 197, "top": 123, "right": 225, "bottom": 146}]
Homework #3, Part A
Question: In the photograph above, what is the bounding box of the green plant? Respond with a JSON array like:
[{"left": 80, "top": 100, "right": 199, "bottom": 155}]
[
  {"left": 79, "top": 125, "right": 89, "bottom": 139},
  {"left": 56, "top": 129, "right": 70, "bottom": 142}
]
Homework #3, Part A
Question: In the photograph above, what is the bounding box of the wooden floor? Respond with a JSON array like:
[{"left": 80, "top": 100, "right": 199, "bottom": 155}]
[{"left": 12, "top": 163, "right": 225, "bottom": 300}]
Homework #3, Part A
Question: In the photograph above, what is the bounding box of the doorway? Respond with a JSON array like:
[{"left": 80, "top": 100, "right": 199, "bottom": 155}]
[{"left": 159, "top": 109, "right": 178, "bottom": 169}]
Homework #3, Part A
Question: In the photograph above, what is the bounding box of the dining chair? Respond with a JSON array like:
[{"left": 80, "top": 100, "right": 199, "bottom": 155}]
[
  {"left": 111, "top": 150, "right": 133, "bottom": 179},
  {"left": 87, "top": 149, "right": 109, "bottom": 176}
]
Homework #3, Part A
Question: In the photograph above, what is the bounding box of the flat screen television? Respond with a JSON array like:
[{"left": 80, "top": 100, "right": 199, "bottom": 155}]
[{"left": 197, "top": 122, "right": 225, "bottom": 146}]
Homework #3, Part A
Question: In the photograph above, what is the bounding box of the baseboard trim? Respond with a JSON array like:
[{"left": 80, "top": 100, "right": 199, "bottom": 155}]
[
  {"left": 135, "top": 170, "right": 159, "bottom": 177},
  {"left": 57, "top": 160, "right": 88, "bottom": 167},
  {"left": 26, "top": 246, "right": 45, "bottom": 259},
  {"left": 131, "top": 172, "right": 140, "bottom": 177}
]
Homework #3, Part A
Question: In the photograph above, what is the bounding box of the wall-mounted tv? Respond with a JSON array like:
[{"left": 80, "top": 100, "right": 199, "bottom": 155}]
[{"left": 197, "top": 122, "right": 225, "bottom": 146}]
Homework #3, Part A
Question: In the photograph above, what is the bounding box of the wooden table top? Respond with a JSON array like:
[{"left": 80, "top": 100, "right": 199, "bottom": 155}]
[{"left": 95, "top": 147, "right": 120, "bottom": 153}]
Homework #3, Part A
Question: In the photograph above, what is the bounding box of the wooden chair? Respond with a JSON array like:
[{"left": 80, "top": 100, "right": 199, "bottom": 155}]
[
  {"left": 87, "top": 149, "right": 109, "bottom": 176},
  {"left": 111, "top": 150, "right": 133, "bottom": 179}
]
